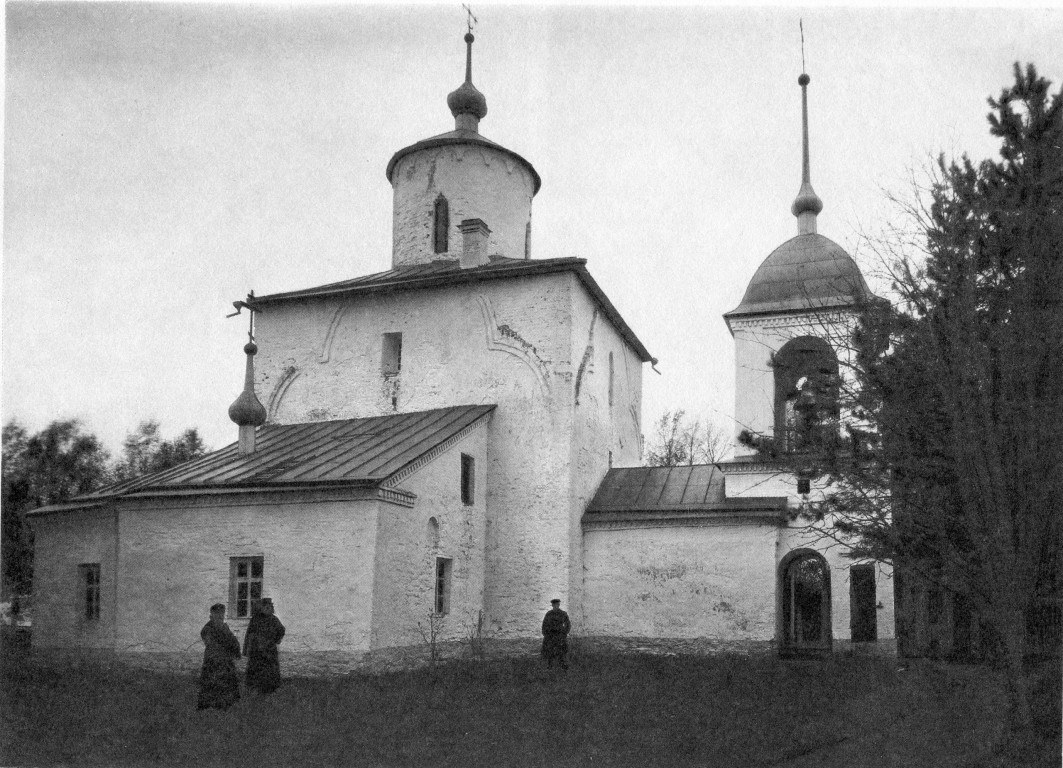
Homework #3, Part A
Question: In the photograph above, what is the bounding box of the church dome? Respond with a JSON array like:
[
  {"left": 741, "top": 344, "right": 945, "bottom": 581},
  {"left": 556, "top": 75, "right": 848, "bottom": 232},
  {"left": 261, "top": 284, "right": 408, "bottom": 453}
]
[
  {"left": 725, "top": 233, "right": 870, "bottom": 318},
  {"left": 386, "top": 30, "right": 540, "bottom": 267}
]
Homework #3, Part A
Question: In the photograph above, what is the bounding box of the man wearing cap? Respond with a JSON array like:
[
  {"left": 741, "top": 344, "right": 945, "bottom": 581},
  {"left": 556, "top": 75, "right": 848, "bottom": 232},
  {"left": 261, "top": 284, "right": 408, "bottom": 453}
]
[{"left": 541, "top": 598, "right": 571, "bottom": 670}]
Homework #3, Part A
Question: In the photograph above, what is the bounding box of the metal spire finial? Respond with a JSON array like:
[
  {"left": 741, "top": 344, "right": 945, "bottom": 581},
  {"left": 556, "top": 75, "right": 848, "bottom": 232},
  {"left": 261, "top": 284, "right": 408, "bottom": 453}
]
[
  {"left": 447, "top": 7, "right": 487, "bottom": 130},
  {"left": 791, "top": 20, "right": 822, "bottom": 234},
  {"left": 227, "top": 290, "right": 258, "bottom": 343},
  {"left": 463, "top": 4, "right": 477, "bottom": 35}
]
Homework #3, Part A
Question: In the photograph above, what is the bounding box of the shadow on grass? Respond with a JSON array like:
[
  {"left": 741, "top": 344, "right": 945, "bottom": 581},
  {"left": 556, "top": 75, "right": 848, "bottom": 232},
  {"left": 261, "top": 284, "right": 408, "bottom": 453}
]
[{"left": 1, "top": 641, "right": 1058, "bottom": 768}]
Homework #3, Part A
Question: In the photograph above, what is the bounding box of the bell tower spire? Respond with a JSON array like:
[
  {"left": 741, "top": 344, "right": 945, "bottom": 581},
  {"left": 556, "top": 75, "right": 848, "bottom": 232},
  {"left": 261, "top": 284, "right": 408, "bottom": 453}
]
[{"left": 791, "top": 22, "right": 823, "bottom": 235}]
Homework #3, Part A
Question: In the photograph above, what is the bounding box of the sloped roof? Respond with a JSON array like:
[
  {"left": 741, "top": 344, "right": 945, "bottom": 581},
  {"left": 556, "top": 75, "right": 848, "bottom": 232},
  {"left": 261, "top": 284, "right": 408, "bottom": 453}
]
[
  {"left": 30, "top": 405, "right": 495, "bottom": 514},
  {"left": 385, "top": 128, "right": 541, "bottom": 194},
  {"left": 725, "top": 233, "right": 871, "bottom": 320},
  {"left": 252, "top": 257, "right": 655, "bottom": 364},
  {"left": 584, "top": 465, "right": 787, "bottom": 524},
  {"left": 588, "top": 465, "right": 727, "bottom": 511}
]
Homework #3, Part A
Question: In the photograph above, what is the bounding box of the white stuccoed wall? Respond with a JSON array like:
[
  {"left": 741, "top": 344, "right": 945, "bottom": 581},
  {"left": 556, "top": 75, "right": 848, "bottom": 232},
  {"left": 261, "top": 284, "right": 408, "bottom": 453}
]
[
  {"left": 255, "top": 270, "right": 645, "bottom": 640},
  {"left": 568, "top": 288, "right": 644, "bottom": 626},
  {"left": 370, "top": 424, "right": 488, "bottom": 649},
  {"left": 114, "top": 491, "right": 383, "bottom": 653},
  {"left": 31, "top": 507, "right": 118, "bottom": 649},
  {"left": 582, "top": 522, "right": 779, "bottom": 640},
  {"left": 391, "top": 143, "right": 536, "bottom": 265}
]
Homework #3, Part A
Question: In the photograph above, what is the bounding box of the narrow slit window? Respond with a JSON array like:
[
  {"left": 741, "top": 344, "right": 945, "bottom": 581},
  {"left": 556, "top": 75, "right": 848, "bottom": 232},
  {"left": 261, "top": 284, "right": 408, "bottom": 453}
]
[
  {"left": 231, "top": 556, "right": 264, "bottom": 618},
  {"left": 382, "top": 332, "right": 402, "bottom": 376},
  {"left": 79, "top": 563, "right": 101, "bottom": 621},
  {"left": 433, "top": 195, "right": 449, "bottom": 254},
  {"left": 461, "top": 453, "right": 475, "bottom": 505},
  {"left": 435, "top": 557, "right": 452, "bottom": 615}
]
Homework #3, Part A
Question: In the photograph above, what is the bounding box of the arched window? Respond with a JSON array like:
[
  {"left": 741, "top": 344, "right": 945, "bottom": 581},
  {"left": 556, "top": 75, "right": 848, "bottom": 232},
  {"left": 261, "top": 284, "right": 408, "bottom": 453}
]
[
  {"left": 781, "top": 550, "right": 832, "bottom": 655},
  {"left": 433, "top": 195, "right": 449, "bottom": 254},
  {"left": 773, "top": 336, "right": 839, "bottom": 452}
]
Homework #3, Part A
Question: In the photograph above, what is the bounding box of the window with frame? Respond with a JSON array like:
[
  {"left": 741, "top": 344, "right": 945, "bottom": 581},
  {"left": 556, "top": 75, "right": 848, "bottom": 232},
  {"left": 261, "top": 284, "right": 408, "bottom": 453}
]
[
  {"left": 382, "top": 332, "right": 403, "bottom": 376},
  {"left": 461, "top": 453, "right": 475, "bottom": 506},
  {"left": 79, "top": 563, "right": 101, "bottom": 621},
  {"left": 435, "top": 557, "right": 452, "bottom": 615},
  {"left": 230, "top": 556, "right": 264, "bottom": 619}
]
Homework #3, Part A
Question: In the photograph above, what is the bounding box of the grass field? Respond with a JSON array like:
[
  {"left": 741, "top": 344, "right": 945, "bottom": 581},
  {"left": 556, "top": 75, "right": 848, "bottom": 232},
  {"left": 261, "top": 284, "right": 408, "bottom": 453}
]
[{"left": 1, "top": 643, "right": 1059, "bottom": 768}]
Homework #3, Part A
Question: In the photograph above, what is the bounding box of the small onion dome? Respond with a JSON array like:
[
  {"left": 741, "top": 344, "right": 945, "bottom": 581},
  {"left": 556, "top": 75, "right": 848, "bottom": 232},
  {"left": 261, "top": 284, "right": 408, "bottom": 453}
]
[
  {"left": 791, "top": 181, "right": 824, "bottom": 218},
  {"left": 228, "top": 342, "right": 267, "bottom": 427},
  {"left": 725, "top": 233, "right": 870, "bottom": 319},
  {"left": 447, "top": 34, "right": 488, "bottom": 121}
]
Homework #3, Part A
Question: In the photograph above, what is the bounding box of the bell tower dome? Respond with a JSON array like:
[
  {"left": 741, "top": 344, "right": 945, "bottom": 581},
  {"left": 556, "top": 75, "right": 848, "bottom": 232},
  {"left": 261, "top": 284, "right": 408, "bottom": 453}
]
[
  {"left": 724, "top": 69, "right": 872, "bottom": 456},
  {"left": 386, "top": 30, "right": 541, "bottom": 268}
]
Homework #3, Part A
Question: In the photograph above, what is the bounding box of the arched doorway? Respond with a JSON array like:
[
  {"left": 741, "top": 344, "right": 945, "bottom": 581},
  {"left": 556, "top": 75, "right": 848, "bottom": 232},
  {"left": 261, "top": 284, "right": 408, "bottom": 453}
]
[{"left": 781, "top": 551, "right": 832, "bottom": 656}]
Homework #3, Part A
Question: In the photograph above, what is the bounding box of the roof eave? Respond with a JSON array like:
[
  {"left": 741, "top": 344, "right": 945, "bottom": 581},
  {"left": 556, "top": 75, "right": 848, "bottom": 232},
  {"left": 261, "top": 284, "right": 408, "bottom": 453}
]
[
  {"left": 252, "top": 260, "right": 655, "bottom": 364},
  {"left": 385, "top": 134, "right": 542, "bottom": 195}
]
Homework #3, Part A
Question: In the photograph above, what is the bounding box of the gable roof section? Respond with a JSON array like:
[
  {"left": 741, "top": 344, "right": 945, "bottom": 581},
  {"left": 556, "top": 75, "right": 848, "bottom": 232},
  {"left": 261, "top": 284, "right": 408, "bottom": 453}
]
[
  {"left": 30, "top": 405, "right": 495, "bottom": 514},
  {"left": 251, "top": 257, "right": 655, "bottom": 364},
  {"left": 584, "top": 465, "right": 787, "bottom": 527}
]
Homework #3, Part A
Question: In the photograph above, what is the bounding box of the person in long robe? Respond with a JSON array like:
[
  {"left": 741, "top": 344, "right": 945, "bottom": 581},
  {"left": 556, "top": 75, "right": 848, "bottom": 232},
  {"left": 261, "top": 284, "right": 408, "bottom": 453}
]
[
  {"left": 541, "top": 598, "right": 571, "bottom": 670},
  {"left": 243, "top": 598, "right": 285, "bottom": 694},
  {"left": 197, "top": 603, "right": 241, "bottom": 710}
]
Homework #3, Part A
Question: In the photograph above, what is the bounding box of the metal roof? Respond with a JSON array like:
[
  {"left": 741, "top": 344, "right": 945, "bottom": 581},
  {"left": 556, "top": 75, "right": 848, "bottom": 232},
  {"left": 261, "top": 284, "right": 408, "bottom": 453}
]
[
  {"left": 31, "top": 405, "right": 495, "bottom": 513},
  {"left": 385, "top": 129, "right": 541, "bottom": 194},
  {"left": 252, "top": 257, "right": 655, "bottom": 364},
  {"left": 587, "top": 465, "right": 727, "bottom": 512},
  {"left": 724, "top": 233, "right": 871, "bottom": 320},
  {"left": 584, "top": 465, "right": 788, "bottom": 520}
]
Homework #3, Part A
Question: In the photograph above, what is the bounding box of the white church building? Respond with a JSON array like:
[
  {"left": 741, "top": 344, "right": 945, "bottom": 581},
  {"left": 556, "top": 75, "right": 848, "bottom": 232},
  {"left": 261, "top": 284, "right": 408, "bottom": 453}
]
[{"left": 29, "top": 32, "right": 894, "bottom": 668}]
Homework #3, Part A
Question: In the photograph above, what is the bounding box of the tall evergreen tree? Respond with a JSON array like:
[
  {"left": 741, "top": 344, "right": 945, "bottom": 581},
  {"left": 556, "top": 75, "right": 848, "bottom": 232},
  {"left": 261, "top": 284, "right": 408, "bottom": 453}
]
[{"left": 744, "top": 63, "right": 1062, "bottom": 731}]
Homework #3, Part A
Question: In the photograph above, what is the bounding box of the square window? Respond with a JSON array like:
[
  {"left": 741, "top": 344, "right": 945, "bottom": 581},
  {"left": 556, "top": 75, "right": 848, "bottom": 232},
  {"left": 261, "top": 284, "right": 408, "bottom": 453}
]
[
  {"left": 461, "top": 453, "right": 475, "bottom": 506},
  {"left": 435, "top": 557, "right": 452, "bottom": 615},
  {"left": 230, "top": 556, "right": 264, "bottom": 618},
  {"left": 78, "top": 563, "right": 101, "bottom": 621},
  {"left": 797, "top": 476, "right": 811, "bottom": 495},
  {"left": 382, "top": 333, "right": 402, "bottom": 376}
]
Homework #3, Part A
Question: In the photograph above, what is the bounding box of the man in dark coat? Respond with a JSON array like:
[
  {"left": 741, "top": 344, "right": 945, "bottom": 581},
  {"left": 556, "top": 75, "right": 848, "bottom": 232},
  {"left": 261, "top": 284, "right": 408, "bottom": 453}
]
[
  {"left": 197, "top": 603, "right": 241, "bottom": 710},
  {"left": 541, "top": 598, "right": 571, "bottom": 670},
  {"left": 243, "top": 598, "right": 285, "bottom": 694}
]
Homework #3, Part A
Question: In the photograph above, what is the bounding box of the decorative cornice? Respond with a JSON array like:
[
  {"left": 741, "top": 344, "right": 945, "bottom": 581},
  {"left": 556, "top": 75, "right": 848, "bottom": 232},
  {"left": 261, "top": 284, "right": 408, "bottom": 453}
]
[
  {"left": 718, "top": 459, "right": 793, "bottom": 475},
  {"left": 384, "top": 413, "right": 491, "bottom": 488},
  {"left": 31, "top": 484, "right": 416, "bottom": 515},
  {"left": 582, "top": 508, "right": 785, "bottom": 531},
  {"left": 727, "top": 309, "right": 855, "bottom": 331}
]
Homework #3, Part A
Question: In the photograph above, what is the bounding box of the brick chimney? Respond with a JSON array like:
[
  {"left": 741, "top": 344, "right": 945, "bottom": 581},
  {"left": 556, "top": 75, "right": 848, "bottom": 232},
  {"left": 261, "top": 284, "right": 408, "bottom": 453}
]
[{"left": 459, "top": 218, "right": 491, "bottom": 268}]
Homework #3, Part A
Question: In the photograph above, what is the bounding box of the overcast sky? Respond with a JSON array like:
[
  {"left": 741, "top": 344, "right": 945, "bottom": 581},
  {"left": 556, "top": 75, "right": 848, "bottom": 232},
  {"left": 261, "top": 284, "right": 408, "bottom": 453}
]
[{"left": 4, "top": 3, "right": 1062, "bottom": 456}]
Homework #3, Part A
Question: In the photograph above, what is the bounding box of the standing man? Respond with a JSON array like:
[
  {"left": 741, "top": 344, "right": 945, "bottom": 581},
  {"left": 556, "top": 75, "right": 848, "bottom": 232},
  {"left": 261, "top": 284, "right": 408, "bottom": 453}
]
[
  {"left": 243, "top": 597, "right": 286, "bottom": 694},
  {"left": 541, "top": 598, "right": 571, "bottom": 670},
  {"left": 197, "top": 603, "right": 241, "bottom": 710}
]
